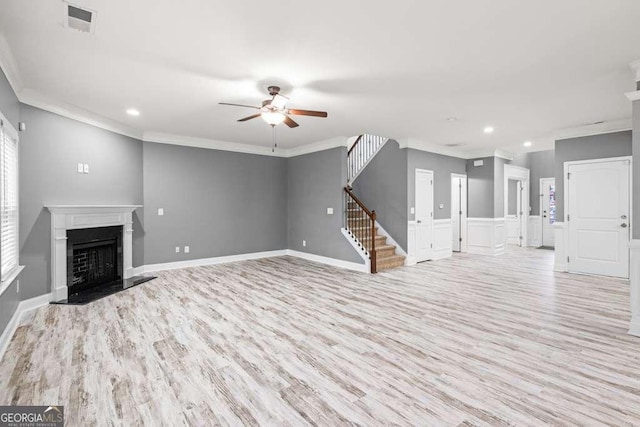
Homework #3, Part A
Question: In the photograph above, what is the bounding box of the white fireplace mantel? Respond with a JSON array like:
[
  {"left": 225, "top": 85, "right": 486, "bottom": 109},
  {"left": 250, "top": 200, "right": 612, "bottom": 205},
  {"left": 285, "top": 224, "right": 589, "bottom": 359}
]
[{"left": 45, "top": 204, "right": 142, "bottom": 301}]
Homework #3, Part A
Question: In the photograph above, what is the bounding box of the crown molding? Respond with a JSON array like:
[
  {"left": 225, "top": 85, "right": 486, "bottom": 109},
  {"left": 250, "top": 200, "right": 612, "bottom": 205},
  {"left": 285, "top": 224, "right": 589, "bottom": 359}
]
[
  {"left": 397, "top": 138, "right": 515, "bottom": 160},
  {"left": 283, "top": 136, "right": 348, "bottom": 158},
  {"left": 626, "top": 91, "right": 640, "bottom": 101},
  {"left": 0, "top": 33, "right": 22, "bottom": 93},
  {"left": 553, "top": 118, "right": 632, "bottom": 141},
  {"left": 143, "top": 131, "right": 282, "bottom": 157},
  {"left": 630, "top": 59, "right": 640, "bottom": 82},
  {"left": 19, "top": 88, "right": 143, "bottom": 140}
]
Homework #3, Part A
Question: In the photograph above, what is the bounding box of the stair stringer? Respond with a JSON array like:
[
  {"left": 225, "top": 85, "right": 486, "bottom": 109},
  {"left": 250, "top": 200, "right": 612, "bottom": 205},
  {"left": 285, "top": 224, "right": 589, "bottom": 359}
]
[{"left": 340, "top": 228, "right": 372, "bottom": 272}]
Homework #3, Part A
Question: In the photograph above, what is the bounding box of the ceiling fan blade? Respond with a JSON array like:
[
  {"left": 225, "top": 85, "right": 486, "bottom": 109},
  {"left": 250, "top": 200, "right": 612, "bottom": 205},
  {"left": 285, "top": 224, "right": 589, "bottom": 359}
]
[
  {"left": 287, "top": 109, "right": 328, "bottom": 118},
  {"left": 284, "top": 115, "right": 299, "bottom": 128},
  {"left": 219, "top": 102, "right": 260, "bottom": 109},
  {"left": 238, "top": 113, "right": 262, "bottom": 122}
]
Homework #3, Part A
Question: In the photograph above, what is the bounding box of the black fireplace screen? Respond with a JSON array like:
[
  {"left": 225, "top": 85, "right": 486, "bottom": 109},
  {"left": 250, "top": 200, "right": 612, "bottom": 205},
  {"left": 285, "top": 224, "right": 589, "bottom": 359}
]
[{"left": 72, "top": 239, "right": 117, "bottom": 286}]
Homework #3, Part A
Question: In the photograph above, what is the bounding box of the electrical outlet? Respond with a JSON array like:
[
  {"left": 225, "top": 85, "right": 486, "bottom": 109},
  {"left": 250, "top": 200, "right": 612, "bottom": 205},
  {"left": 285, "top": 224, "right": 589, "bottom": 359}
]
[
  {"left": 439, "top": 203, "right": 444, "bottom": 209},
  {"left": 175, "top": 246, "right": 180, "bottom": 253},
  {"left": 410, "top": 207, "right": 415, "bottom": 214},
  {"left": 303, "top": 240, "right": 306, "bottom": 247},
  {"left": 158, "top": 208, "right": 164, "bottom": 216},
  {"left": 184, "top": 246, "right": 190, "bottom": 253},
  {"left": 77, "top": 163, "right": 83, "bottom": 173},
  {"left": 83, "top": 164, "right": 89, "bottom": 174}
]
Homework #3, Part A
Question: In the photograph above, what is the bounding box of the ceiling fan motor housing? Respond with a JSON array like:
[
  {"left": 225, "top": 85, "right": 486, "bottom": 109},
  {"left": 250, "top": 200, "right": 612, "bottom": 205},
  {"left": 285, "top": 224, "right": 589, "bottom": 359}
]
[{"left": 267, "top": 85, "right": 281, "bottom": 96}]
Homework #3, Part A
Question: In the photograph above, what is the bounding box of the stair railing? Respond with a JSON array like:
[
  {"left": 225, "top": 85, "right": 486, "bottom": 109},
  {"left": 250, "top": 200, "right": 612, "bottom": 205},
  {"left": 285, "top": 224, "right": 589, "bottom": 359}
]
[
  {"left": 344, "top": 187, "right": 377, "bottom": 273},
  {"left": 347, "top": 134, "right": 388, "bottom": 183}
]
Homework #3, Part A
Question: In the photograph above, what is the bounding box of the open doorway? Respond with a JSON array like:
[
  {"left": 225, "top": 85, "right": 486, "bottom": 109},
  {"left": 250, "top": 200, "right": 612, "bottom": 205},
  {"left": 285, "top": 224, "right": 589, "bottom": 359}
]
[
  {"left": 507, "top": 179, "right": 524, "bottom": 246},
  {"left": 540, "top": 178, "right": 556, "bottom": 248},
  {"left": 504, "top": 165, "right": 530, "bottom": 249}
]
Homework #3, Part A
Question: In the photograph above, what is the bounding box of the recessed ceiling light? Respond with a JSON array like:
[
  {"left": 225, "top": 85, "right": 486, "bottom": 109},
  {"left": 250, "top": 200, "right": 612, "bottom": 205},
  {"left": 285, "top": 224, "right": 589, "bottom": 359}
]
[
  {"left": 126, "top": 108, "right": 140, "bottom": 117},
  {"left": 484, "top": 126, "right": 494, "bottom": 134},
  {"left": 446, "top": 117, "right": 458, "bottom": 122},
  {"left": 523, "top": 141, "right": 532, "bottom": 147}
]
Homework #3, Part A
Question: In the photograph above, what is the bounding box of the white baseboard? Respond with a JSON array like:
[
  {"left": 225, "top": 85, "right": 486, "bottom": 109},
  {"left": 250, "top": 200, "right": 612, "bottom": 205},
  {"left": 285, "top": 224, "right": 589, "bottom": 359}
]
[
  {"left": 138, "top": 250, "right": 289, "bottom": 274},
  {"left": 0, "top": 293, "right": 51, "bottom": 364},
  {"left": 629, "top": 240, "right": 640, "bottom": 337},
  {"left": 286, "top": 250, "right": 369, "bottom": 273}
]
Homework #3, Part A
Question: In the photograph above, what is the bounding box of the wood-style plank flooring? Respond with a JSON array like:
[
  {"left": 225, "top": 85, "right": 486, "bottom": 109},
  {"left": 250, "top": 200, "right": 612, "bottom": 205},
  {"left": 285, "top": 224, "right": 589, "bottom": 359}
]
[{"left": 1, "top": 248, "right": 640, "bottom": 426}]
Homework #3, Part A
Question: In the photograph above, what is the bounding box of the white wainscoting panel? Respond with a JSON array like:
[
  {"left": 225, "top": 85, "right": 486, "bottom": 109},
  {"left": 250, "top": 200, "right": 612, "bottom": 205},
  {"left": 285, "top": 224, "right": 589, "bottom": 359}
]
[
  {"left": 553, "top": 222, "right": 567, "bottom": 272},
  {"left": 433, "top": 219, "right": 453, "bottom": 260},
  {"left": 629, "top": 240, "right": 640, "bottom": 336},
  {"left": 467, "top": 218, "right": 506, "bottom": 256},
  {"left": 528, "top": 215, "right": 542, "bottom": 248}
]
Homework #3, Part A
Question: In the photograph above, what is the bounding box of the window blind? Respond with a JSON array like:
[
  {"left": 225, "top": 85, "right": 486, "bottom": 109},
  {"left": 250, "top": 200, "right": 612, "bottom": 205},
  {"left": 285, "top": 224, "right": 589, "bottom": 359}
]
[{"left": 1, "top": 122, "right": 18, "bottom": 279}]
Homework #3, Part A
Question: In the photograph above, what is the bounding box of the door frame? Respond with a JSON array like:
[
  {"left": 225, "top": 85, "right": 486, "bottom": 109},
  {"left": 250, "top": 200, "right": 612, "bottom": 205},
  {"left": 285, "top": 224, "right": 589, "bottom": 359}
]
[
  {"left": 415, "top": 168, "right": 434, "bottom": 262},
  {"left": 504, "top": 164, "right": 530, "bottom": 248},
  {"left": 563, "top": 156, "right": 633, "bottom": 276},
  {"left": 451, "top": 173, "right": 468, "bottom": 252},
  {"left": 540, "top": 177, "right": 555, "bottom": 247}
]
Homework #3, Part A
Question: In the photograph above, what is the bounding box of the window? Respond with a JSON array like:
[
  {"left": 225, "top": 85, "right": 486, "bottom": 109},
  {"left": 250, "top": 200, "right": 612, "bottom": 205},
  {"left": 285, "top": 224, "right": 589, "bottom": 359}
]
[{"left": 0, "top": 115, "right": 19, "bottom": 281}]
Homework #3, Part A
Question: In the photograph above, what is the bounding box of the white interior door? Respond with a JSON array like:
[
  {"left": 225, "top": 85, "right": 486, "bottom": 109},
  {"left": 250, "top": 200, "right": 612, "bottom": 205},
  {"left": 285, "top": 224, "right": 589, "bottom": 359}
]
[
  {"left": 416, "top": 169, "right": 434, "bottom": 262},
  {"left": 451, "top": 175, "right": 467, "bottom": 252},
  {"left": 541, "top": 178, "right": 556, "bottom": 247},
  {"left": 567, "top": 159, "right": 630, "bottom": 278}
]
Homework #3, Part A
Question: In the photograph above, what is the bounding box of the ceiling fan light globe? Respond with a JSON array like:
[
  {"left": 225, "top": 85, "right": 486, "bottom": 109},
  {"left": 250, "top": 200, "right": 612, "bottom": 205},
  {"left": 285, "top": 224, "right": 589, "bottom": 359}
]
[{"left": 262, "top": 112, "right": 286, "bottom": 126}]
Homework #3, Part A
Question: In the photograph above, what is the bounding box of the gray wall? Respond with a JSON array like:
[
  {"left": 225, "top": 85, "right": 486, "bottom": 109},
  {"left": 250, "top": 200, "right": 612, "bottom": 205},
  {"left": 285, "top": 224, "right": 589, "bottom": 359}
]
[
  {"left": 143, "top": 142, "right": 287, "bottom": 264},
  {"left": 467, "top": 157, "right": 495, "bottom": 218},
  {"left": 0, "top": 68, "right": 20, "bottom": 337},
  {"left": 555, "top": 131, "right": 632, "bottom": 220},
  {"left": 407, "top": 148, "right": 467, "bottom": 221},
  {"left": 635, "top": 101, "right": 640, "bottom": 239},
  {"left": 19, "top": 105, "right": 144, "bottom": 300},
  {"left": 287, "top": 147, "right": 364, "bottom": 264},
  {"left": 352, "top": 141, "right": 408, "bottom": 250}
]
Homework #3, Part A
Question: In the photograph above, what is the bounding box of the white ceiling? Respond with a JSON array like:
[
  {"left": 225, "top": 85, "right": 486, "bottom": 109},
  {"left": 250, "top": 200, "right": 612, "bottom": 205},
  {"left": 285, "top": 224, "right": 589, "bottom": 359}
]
[{"left": 0, "top": 0, "right": 639, "bottom": 156}]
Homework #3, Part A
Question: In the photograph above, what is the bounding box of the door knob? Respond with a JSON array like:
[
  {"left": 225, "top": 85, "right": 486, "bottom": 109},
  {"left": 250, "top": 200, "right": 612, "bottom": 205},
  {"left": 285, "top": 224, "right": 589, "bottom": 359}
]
[
  {"left": 621, "top": 215, "right": 628, "bottom": 219},
  {"left": 621, "top": 223, "right": 628, "bottom": 228},
  {"left": 417, "top": 220, "right": 422, "bottom": 224}
]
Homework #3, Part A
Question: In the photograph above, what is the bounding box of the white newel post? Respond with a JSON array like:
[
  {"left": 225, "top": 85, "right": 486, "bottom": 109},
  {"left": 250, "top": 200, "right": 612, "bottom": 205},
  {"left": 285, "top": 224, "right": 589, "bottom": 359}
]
[
  {"left": 45, "top": 205, "right": 142, "bottom": 302},
  {"left": 628, "top": 60, "right": 640, "bottom": 336}
]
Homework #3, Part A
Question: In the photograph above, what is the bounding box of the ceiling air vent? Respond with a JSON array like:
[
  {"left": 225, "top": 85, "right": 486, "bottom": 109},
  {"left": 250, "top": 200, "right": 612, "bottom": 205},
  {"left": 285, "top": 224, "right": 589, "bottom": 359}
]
[{"left": 64, "top": 3, "right": 96, "bottom": 34}]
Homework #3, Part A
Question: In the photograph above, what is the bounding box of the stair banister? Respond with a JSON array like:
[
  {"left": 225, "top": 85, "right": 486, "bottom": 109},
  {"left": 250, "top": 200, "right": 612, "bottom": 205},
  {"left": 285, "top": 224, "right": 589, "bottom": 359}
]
[{"left": 344, "top": 186, "right": 377, "bottom": 273}]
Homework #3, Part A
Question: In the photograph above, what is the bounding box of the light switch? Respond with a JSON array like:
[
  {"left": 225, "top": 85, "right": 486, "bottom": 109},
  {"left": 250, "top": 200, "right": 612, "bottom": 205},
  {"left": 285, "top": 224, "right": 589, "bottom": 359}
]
[
  {"left": 77, "top": 163, "right": 83, "bottom": 173},
  {"left": 184, "top": 246, "right": 190, "bottom": 253},
  {"left": 83, "top": 164, "right": 89, "bottom": 174},
  {"left": 327, "top": 207, "right": 334, "bottom": 215},
  {"left": 158, "top": 208, "right": 164, "bottom": 216},
  {"left": 439, "top": 204, "right": 444, "bottom": 209},
  {"left": 410, "top": 207, "right": 415, "bottom": 214},
  {"left": 175, "top": 247, "right": 180, "bottom": 253}
]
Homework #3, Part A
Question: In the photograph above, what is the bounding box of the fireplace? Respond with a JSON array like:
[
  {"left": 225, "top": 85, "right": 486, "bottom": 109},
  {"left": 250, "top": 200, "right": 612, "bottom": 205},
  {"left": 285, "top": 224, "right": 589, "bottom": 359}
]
[{"left": 67, "top": 226, "right": 123, "bottom": 295}]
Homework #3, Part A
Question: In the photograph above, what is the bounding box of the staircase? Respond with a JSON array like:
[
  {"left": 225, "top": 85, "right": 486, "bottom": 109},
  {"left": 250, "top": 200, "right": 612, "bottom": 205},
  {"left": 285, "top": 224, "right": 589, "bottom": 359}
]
[{"left": 344, "top": 187, "right": 405, "bottom": 273}]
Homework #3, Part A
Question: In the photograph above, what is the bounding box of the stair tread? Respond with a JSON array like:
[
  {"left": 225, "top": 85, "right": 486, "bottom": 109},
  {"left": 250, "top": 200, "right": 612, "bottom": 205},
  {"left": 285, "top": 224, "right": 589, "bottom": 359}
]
[
  {"left": 375, "top": 244, "right": 396, "bottom": 251},
  {"left": 377, "top": 254, "right": 405, "bottom": 261}
]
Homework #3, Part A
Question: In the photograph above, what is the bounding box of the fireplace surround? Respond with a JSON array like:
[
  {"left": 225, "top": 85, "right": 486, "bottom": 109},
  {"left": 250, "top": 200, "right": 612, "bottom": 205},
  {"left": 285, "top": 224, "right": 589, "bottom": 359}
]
[{"left": 45, "top": 205, "right": 142, "bottom": 301}]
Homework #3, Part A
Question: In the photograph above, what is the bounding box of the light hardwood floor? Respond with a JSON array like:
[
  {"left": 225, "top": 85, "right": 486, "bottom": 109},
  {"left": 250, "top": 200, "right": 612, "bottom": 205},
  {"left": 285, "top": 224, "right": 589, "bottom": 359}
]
[{"left": 1, "top": 248, "right": 640, "bottom": 426}]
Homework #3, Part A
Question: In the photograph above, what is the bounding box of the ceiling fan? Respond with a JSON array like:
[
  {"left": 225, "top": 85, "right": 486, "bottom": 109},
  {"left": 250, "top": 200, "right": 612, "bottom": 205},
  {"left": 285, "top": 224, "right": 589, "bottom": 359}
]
[{"left": 219, "top": 86, "right": 328, "bottom": 128}]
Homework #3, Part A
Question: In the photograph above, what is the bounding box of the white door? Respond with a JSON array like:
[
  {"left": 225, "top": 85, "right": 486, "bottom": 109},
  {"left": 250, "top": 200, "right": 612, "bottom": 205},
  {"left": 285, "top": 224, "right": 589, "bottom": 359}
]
[
  {"left": 451, "top": 175, "right": 467, "bottom": 252},
  {"left": 540, "top": 178, "right": 556, "bottom": 247},
  {"left": 567, "top": 159, "right": 630, "bottom": 278},
  {"left": 516, "top": 182, "right": 523, "bottom": 247},
  {"left": 416, "top": 169, "right": 434, "bottom": 262}
]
